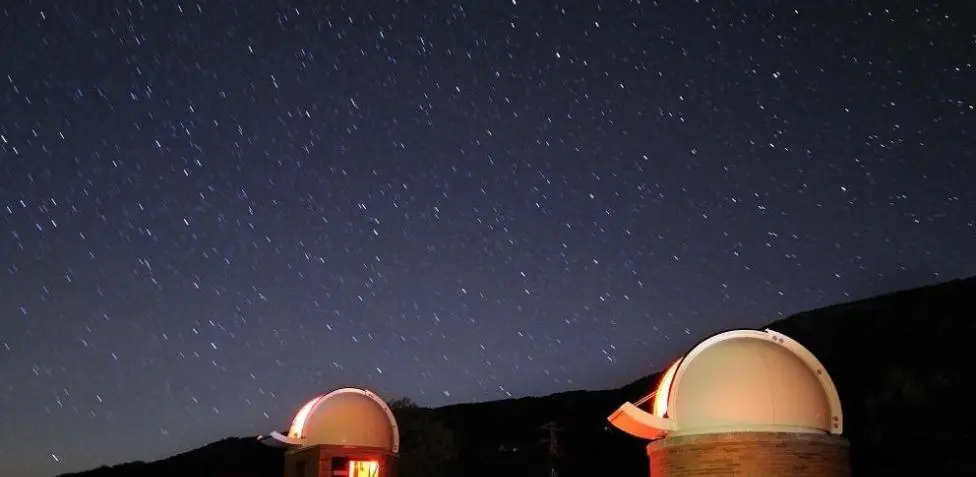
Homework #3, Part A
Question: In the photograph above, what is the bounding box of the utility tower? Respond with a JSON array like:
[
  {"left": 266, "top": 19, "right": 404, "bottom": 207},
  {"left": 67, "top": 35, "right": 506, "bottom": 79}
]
[{"left": 539, "top": 421, "right": 563, "bottom": 477}]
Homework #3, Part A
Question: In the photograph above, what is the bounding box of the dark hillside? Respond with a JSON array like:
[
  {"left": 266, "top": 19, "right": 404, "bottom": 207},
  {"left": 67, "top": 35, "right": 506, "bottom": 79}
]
[
  {"left": 765, "top": 277, "right": 976, "bottom": 475},
  {"left": 58, "top": 277, "right": 976, "bottom": 477}
]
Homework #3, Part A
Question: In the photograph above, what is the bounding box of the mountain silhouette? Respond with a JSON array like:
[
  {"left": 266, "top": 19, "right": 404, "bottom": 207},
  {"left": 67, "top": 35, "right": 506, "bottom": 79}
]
[{"left": 57, "top": 277, "right": 976, "bottom": 477}]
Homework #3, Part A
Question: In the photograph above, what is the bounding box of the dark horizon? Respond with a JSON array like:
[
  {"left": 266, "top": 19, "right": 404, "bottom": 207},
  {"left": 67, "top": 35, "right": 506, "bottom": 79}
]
[
  {"left": 2, "top": 1, "right": 973, "bottom": 476},
  {"left": 46, "top": 275, "right": 976, "bottom": 476}
]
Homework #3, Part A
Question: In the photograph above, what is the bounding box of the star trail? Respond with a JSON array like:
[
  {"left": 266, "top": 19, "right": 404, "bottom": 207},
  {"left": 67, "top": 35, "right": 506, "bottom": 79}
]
[{"left": 1, "top": 1, "right": 974, "bottom": 476}]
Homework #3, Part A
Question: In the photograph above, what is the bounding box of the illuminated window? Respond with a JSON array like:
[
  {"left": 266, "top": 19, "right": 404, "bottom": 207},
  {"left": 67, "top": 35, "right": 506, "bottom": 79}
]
[{"left": 348, "top": 460, "right": 380, "bottom": 477}]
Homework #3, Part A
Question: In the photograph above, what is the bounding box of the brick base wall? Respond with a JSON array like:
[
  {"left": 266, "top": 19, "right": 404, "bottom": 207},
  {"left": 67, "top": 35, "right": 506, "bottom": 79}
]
[{"left": 646, "top": 432, "right": 850, "bottom": 477}]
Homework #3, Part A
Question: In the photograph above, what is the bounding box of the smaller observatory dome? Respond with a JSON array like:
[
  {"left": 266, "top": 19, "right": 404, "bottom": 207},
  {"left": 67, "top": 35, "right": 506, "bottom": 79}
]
[
  {"left": 261, "top": 388, "right": 400, "bottom": 453},
  {"left": 608, "top": 329, "right": 842, "bottom": 441}
]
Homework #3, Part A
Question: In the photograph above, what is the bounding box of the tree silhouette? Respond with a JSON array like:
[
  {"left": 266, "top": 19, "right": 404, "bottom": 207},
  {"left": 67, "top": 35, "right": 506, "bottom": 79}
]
[{"left": 388, "top": 398, "right": 457, "bottom": 477}]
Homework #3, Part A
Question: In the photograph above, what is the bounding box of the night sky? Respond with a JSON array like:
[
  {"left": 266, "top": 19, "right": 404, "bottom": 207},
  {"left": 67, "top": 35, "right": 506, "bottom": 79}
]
[{"left": 1, "top": 1, "right": 973, "bottom": 476}]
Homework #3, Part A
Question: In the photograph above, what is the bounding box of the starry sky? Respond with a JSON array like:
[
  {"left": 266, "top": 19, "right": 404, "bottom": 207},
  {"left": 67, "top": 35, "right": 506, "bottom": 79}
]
[{"left": 0, "top": 0, "right": 973, "bottom": 476}]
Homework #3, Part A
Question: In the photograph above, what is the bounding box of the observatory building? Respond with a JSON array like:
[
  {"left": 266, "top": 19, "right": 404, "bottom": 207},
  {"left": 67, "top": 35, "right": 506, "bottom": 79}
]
[
  {"left": 261, "top": 387, "right": 400, "bottom": 477},
  {"left": 608, "top": 328, "right": 850, "bottom": 476}
]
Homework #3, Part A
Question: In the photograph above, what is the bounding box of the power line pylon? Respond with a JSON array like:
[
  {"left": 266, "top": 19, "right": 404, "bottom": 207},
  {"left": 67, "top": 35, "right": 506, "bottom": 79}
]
[{"left": 539, "top": 421, "right": 563, "bottom": 477}]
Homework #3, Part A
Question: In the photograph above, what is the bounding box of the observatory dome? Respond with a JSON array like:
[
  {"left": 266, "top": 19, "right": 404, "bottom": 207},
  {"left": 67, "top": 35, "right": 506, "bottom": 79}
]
[
  {"left": 608, "top": 329, "right": 842, "bottom": 440},
  {"left": 667, "top": 330, "right": 840, "bottom": 434},
  {"left": 263, "top": 388, "right": 400, "bottom": 452}
]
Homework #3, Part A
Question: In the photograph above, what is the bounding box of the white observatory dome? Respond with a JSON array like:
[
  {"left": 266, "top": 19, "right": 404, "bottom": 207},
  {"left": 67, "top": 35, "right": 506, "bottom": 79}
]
[
  {"left": 261, "top": 388, "right": 400, "bottom": 453},
  {"left": 668, "top": 330, "right": 839, "bottom": 434},
  {"left": 608, "top": 329, "right": 842, "bottom": 440}
]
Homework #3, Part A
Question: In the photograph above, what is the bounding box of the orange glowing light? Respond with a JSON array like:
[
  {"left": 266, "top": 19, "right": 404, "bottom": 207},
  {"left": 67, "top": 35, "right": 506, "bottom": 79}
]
[
  {"left": 349, "top": 460, "right": 380, "bottom": 477},
  {"left": 288, "top": 395, "right": 325, "bottom": 438},
  {"left": 652, "top": 358, "right": 682, "bottom": 417}
]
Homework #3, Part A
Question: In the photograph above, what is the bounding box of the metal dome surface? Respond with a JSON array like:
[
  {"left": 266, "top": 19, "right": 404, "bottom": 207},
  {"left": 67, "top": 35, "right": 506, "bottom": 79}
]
[
  {"left": 262, "top": 387, "right": 400, "bottom": 453},
  {"left": 667, "top": 329, "right": 840, "bottom": 434},
  {"left": 608, "top": 329, "right": 842, "bottom": 440}
]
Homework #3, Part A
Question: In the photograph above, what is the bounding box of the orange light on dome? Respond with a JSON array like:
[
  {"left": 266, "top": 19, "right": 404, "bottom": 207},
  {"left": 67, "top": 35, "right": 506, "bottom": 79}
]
[
  {"left": 652, "top": 358, "right": 682, "bottom": 418},
  {"left": 349, "top": 460, "right": 380, "bottom": 477},
  {"left": 288, "top": 395, "right": 325, "bottom": 438}
]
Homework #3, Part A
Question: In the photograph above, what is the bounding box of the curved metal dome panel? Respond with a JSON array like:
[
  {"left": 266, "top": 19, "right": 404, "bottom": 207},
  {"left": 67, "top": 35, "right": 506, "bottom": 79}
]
[
  {"left": 607, "top": 328, "right": 842, "bottom": 441},
  {"left": 667, "top": 329, "right": 842, "bottom": 435},
  {"left": 275, "top": 388, "right": 400, "bottom": 453}
]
